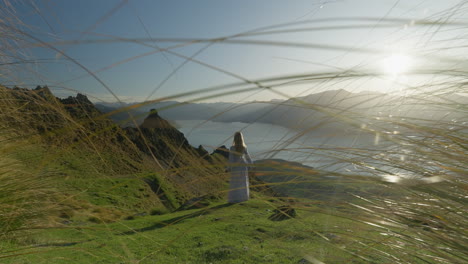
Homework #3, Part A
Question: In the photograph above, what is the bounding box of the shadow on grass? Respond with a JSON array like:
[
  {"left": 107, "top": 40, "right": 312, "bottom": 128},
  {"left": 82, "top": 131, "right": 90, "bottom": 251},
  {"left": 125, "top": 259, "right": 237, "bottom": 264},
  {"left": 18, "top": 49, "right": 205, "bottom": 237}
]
[
  {"left": 118, "top": 203, "right": 235, "bottom": 235},
  {"left": 35, "top": 240, "right": 94, "bottom": 248}
]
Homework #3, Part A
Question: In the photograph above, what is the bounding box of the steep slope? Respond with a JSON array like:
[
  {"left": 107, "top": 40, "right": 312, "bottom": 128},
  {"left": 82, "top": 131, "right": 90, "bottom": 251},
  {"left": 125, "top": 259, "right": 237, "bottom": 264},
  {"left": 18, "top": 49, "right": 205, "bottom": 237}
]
[
  {"left": 124, "top": 109, "right": 227, "bottom": 201},
  {"left": 0, "top": 85, "right": 227, "bottom": 225}
]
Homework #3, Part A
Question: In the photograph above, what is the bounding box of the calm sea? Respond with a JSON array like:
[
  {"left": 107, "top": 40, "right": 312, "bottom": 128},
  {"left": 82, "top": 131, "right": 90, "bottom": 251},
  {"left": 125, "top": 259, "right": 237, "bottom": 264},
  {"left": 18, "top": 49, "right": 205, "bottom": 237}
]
[{"left": 176, "top": 120, "right": 382, "bottom": 174}]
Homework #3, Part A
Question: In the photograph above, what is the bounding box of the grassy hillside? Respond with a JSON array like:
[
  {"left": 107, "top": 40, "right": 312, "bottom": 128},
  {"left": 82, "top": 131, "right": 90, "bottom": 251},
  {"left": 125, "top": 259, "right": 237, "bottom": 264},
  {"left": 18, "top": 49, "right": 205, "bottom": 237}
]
[
  {"left": 1, "top": 1, "right": 467, "bottom": 263},
  {"left": 0, "top": 197, "right": 451, "bottom": 264},
  {"left": 0, "top": 86, "right": 228, "bottom": 231},
  {"left": 0, "top": 87, "right": 466, "bottom": 263}
]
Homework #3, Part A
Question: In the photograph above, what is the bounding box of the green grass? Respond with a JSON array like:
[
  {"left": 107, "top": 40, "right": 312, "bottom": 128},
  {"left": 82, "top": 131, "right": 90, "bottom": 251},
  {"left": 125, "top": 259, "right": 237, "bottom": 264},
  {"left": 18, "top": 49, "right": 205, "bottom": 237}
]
[
  {"left": 1, "top": 1, "right": 467, "bottom": 263},
  {"left": 7, "top": 140, "right": 169, "bottom": 225},
  {"left": 4, "top": 137, "right": 463, "bottom": 263},
  {"left": 0, "top": 198, "right": 431, "bottom": 264},
  {"left": 0, "top": 87, "right": 465, "bottom": 263}
]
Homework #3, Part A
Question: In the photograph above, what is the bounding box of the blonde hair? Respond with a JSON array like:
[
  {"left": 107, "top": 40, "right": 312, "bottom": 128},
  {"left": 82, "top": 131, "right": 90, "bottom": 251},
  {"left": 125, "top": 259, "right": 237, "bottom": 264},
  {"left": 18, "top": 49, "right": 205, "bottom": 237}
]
[{"left": 233, "top": 131, "right": 246, "bottom": 153}]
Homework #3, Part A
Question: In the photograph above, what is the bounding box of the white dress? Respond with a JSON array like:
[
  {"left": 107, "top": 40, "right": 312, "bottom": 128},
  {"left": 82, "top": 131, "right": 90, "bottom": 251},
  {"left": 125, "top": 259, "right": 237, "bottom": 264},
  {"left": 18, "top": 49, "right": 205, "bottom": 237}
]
[{"left": 227, "top": 146, "right": 252, "bottom": 203}]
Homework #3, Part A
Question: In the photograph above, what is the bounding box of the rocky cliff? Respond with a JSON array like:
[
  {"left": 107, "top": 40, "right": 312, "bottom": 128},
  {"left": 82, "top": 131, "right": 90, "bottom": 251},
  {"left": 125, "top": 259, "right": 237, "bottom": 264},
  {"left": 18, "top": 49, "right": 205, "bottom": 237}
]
[{"left": 1, "top": 85, "right": 228, "bottom": 213}]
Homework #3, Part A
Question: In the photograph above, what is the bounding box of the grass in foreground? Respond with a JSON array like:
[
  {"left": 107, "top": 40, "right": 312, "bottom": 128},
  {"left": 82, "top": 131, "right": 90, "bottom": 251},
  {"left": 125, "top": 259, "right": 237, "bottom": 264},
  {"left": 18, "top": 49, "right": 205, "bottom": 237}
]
[
  {"left": 0, "top": 196, "right": 451, "bottom": 264},
  {"left": 1, "top": 1, "right": 467, "bottom": 263}
]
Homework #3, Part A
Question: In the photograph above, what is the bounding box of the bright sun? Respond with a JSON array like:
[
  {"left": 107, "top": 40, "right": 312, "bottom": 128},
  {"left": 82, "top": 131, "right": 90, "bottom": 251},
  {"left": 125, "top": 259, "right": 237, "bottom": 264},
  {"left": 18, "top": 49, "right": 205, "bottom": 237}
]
[{"left": 382, "top": 54, "right": 412, "bottom": 76}]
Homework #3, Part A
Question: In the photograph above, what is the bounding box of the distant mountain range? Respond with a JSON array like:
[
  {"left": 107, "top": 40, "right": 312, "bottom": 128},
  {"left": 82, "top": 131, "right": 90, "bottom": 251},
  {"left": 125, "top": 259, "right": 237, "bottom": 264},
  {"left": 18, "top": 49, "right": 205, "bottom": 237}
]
[{"left": 96, "top": 89, "right": 467, "bottom": 134}]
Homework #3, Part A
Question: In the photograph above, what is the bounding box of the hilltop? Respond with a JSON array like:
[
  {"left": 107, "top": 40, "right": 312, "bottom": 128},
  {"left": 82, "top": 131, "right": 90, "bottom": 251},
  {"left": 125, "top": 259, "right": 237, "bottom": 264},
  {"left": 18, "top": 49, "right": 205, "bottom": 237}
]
[{"left": 1, "top": 85, "right": 466, "bottom": 263}]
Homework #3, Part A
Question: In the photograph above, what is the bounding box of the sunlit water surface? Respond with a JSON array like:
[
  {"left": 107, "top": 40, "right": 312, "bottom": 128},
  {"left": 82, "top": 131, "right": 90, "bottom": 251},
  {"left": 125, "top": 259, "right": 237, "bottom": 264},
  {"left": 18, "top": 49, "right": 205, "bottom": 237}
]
[{"left": 176, "top": 120, "right": 445, "bottom": 184}]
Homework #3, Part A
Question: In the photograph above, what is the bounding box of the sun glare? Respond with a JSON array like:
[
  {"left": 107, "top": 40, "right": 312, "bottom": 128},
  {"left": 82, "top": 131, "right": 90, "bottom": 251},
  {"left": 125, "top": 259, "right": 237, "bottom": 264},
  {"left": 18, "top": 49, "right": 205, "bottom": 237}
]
[{"left": 382, "top": 54, "right": 412, "bottom": 76}]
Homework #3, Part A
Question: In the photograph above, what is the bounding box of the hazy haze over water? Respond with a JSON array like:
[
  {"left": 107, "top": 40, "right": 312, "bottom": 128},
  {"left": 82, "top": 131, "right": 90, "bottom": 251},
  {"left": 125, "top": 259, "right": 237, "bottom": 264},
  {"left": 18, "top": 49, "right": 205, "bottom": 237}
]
[{"left": 176, "top": 120, "right": 387, "bottom": 174}]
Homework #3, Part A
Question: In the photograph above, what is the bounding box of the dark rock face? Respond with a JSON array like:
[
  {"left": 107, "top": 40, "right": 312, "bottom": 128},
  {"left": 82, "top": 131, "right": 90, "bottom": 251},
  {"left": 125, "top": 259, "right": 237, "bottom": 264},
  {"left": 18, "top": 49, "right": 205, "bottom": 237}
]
[
  {"left": 2, "top": 86, "right": 227, "bottom": 208},
  {"left": 123, "top": 109, "right": 227, "bottom": 199},
  {"left": 196, "top": 145, "right": 213, "bottom": 162},
  {"left": 212, "top": 145, "right": 229, "bottom": 160},
  {"left": 123, "top": 109, "right": 196, "bottom": 167},
  {"left": 140, "top": 109, "right": 172, "bottom": 129},
  {"left": 124, "top": 126, "right": 192, "bottom": 167},
  {"left": 34, "top": 85, "right": 54, "bottom": 99},
  {"left": 2, "top": 86, "right": 68, "bottom": 133},
  {"left": 2, "top": 86, "right": 107, "bottom": 135},
  {"left": 60, "top": 93, "right": 101, "bottom": 119},
  {"left": 2, "top": 86, "right": 210, "bottom": 166}
]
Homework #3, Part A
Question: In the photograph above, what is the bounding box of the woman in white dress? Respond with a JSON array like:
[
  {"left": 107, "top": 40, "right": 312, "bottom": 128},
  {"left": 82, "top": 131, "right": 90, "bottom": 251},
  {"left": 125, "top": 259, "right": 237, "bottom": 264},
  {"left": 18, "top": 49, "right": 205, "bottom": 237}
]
[{"left": 227, "top": 131, "right": 252, "bottom": 203}]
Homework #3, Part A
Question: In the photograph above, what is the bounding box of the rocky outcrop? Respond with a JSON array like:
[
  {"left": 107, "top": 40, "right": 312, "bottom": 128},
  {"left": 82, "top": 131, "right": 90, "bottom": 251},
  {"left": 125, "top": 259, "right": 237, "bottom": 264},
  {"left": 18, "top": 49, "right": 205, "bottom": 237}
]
[
  {"left": 123, "top": 109, "right": 196, "bottom": 167},
  {"left": 196, "top": 145, "right": 214, "bottom": 162},
  {"left": 60, "top": 93, "right": 101, "bottom": 119},
  {"left": 128, "top": 109, "right": 230, "bottom": 197},
  {"left": 1, "top": 85, "right": 67, "bottom": 133},
  {"left": 140, "top": 109, "right": 173, "bottom": 129},
  {"left": 2, "top": 86, "right": 227, "bottom": 209},
  {"left": 211, "top": 145, "right": 229, "bottom": 160}
]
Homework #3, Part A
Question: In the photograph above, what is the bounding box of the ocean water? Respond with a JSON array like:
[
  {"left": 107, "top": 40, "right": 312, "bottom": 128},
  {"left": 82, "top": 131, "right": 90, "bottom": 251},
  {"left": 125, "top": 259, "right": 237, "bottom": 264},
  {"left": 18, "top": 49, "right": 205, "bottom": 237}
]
[
  {"left": 176, "top": 119, "right": 446, "bottom": 184},
  {"left": 176, "top": 120, "right": 381, "bottom": 174}
]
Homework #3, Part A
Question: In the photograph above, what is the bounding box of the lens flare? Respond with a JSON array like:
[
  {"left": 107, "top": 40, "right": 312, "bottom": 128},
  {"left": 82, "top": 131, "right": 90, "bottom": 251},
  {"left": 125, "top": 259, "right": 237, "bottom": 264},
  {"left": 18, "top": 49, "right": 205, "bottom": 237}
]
[{"left": 382, "top": 54, "right": 412, "bottom": 75}]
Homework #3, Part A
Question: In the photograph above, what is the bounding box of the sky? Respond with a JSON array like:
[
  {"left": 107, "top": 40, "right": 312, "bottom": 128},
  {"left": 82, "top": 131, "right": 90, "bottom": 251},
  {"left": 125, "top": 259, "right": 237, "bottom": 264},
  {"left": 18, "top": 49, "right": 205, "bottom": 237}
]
[{"left": 2, "top": 0, "right": 467, "bottom": 103}]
